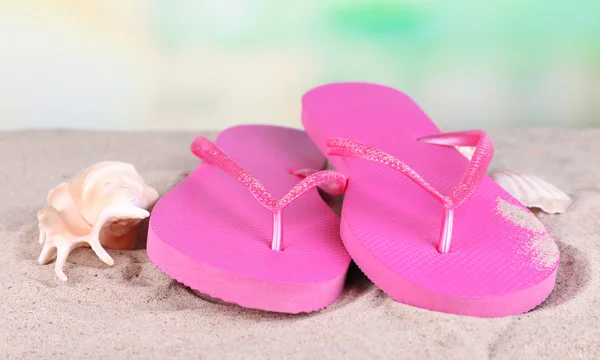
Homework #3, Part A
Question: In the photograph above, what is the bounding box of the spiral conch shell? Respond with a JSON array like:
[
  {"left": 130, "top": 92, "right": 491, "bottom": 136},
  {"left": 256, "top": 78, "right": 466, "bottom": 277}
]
[{"left": 37, "top": 161, "right": 159, "bottom": 281}]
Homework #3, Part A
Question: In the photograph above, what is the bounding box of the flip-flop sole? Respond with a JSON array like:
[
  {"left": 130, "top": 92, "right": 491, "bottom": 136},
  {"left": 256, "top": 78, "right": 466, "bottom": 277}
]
[
  {"left": 302, "top": 82, "right": 559, "bottom": 317},
  {"left": 147, "top": 125, "right": 351, "bottom": 313}
]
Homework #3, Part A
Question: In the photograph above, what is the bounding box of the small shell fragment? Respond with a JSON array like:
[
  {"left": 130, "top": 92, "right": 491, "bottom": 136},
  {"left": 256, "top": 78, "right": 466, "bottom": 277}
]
[{"left": 456, "top": 146, "right": 475, "bottom": 160}]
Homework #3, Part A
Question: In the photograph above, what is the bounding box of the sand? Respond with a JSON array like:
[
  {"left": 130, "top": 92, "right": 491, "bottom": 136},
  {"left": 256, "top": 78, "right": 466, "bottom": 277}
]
[{"left": 1, "top": 128, "right": 599, "bottom": 359}]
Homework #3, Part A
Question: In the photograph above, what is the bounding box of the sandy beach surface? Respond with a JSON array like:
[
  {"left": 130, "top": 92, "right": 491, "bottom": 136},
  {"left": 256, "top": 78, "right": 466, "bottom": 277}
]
[{"left": 1, "top": 128, "right": 599, "bottom": 359}]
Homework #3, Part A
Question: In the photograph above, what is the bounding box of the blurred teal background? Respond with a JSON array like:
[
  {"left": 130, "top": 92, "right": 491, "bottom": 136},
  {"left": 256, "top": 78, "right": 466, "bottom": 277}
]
[{"left": 0, "top": 0, "right": 598, "bottom": 131}]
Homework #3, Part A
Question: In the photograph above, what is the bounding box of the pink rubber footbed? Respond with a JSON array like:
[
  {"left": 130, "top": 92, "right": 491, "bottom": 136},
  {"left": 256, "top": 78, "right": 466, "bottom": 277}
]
[
  {"left": 301, "top": 82, "right": 560, "bottom": 318},
  {"left": 147, "top": 125, "right": 351, "bottom": 314}
]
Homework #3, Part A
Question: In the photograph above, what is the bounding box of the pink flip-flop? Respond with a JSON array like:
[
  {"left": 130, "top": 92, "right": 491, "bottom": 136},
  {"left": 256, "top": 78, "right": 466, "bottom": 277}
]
[
  {"left": 301, "top": 82, "right": 560, "bottom": 318},
  {"left": 147, "top": 125, "right": 351, "bottom": 313}
]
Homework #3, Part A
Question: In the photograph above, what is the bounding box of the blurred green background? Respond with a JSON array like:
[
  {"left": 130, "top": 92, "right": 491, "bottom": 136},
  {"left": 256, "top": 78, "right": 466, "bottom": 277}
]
[{"left": 0, "top": 0, "right": 598, "bottom": 131}]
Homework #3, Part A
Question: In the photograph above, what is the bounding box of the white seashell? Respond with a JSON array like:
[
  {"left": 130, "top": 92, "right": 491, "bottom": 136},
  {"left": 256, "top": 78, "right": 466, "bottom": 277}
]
[
  {"left": 453, "top": 145, "right": 571, "bottom": 214},
  {"left": 489, "top": 170, "right": 572, "bottom": 214},
  {"left": 37, "top": 161, "right": 159, "bottom": 281},
  {"left": 456, "top": 146, "right": 475, "bottom": 160}
]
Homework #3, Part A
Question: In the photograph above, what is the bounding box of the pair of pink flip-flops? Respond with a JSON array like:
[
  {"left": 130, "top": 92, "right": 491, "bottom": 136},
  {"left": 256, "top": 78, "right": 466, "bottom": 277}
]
[{"left": 147, "top": 82, "right": 560, "bottom": 318}]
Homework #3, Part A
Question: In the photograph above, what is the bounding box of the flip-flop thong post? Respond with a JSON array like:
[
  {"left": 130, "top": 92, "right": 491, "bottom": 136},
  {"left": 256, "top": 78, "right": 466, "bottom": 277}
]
[
  {"left": 301, "top": 82, "right": 560, "bottom": 318},
  {"left": 147, "top": 125, "right": 351, "bottom": 313}
]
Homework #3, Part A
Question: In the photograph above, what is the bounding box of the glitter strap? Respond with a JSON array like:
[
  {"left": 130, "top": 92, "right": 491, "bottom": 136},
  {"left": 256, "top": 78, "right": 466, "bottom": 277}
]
[
  {"left": 290, "top": 168, "right": 347, "bottom": 195},
  {"left": 326, "top": 130, "right": 493, "bottom": 253},
  {"left": 190, "top": 136, "right": 348, "bottom": 251},
  {"left": 191, "top": 137, "right": 347, "bottom": 212},
  {"left": 417, "top": 130, "right": 493, "bottom": 207}
]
